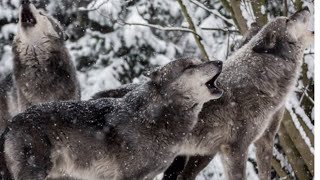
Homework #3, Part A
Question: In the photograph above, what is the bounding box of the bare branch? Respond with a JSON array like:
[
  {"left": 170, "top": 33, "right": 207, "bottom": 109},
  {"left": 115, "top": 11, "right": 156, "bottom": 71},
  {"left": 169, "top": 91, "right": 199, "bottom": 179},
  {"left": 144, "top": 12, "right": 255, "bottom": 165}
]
[
  {"left": 177, "top": 0, "right": 209, "bottom": 61},
  {"left": 189, "top": 0, "right": 234, "bottom": 25},
  {"left": 120, "top": 21, "right": 203, "bottom": 38},
  {"left": 200, "top": 27, "right": 240, "bottom": 33},
  {"left": 79, "top": 0, "right": 109, "bottom": 12}
]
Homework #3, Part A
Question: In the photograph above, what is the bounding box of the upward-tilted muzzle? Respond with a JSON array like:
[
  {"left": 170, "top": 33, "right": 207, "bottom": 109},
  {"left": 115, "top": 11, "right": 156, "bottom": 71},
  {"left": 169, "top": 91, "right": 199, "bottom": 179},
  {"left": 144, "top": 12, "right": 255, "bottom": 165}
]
[
  {"left": 20, "top": 0, "right": 37, "bottom": 27},
  {"left": 289, "top": 6, "right": 310, "bottom": 23}
]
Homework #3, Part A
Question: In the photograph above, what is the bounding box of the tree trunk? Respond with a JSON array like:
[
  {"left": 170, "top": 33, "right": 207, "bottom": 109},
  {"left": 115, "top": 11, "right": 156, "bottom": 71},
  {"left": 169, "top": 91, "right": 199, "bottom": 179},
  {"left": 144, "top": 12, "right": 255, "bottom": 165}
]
[{"left": 176, "top": 0, "right": 209, "bottom": 61}]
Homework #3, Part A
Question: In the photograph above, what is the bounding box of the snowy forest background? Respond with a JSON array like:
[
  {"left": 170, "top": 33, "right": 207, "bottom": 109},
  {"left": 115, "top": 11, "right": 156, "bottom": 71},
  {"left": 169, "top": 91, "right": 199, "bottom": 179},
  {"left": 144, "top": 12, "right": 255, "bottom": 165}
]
[{"left": 0, "top": 0, "right": 314, "bottom": 179}]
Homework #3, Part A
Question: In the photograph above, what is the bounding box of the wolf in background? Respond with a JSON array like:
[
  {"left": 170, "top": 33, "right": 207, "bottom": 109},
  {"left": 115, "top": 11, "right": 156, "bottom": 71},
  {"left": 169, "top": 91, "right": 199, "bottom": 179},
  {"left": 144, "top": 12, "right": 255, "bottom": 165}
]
[{"left": 0, "top": 0, "right": 80, "bottom": 133}]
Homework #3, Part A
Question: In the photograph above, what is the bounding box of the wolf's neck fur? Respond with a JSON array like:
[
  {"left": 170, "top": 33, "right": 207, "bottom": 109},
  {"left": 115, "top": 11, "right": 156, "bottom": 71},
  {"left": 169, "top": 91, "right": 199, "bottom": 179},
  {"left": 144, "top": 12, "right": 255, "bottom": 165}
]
[
  {"left": 12, "top": 37, "right": 64, "bottom": 65},
  {"left": 122, "top": 82, "right": 201, "bottom": 134}
]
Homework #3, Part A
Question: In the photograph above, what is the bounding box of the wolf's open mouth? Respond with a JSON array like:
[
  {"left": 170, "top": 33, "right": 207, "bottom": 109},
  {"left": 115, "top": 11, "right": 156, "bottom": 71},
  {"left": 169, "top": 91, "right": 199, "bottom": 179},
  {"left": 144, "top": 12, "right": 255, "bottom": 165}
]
[
  {"left": 21, "top": 5, "right": 37, "bottom": 27},
  {"left": 205, "top": 70, "right": 223, "bottom": 95}
]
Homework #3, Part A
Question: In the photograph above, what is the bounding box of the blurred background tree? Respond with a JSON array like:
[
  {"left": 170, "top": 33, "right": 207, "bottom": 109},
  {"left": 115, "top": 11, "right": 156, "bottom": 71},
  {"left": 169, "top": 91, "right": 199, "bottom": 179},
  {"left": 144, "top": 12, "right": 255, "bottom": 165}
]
[{"left": 0, "top": 0, "right": 314, "bottom": 179}]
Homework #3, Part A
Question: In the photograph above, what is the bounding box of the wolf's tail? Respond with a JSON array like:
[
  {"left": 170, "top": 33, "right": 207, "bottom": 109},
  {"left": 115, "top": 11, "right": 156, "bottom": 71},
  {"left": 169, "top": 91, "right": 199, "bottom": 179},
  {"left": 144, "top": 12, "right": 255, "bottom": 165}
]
[{"left": 0, "top": 128, "right": 12, "bottom": 180}]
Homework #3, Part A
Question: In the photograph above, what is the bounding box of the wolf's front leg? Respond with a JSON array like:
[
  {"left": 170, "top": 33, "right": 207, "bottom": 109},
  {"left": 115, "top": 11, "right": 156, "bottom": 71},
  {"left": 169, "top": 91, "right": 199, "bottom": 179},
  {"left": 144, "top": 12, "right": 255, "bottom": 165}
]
[
  {"left": 254, "top": 107, "right": 285, "bottom": 180},
  {"left": 175, "top": 155, "right": 214, "bottom": 180},
  {"left": 4, "top": 130, "right": 52, "bottom": 180},
  {"left": 220, "top": 143, "right": 249, "bottom": 180}
]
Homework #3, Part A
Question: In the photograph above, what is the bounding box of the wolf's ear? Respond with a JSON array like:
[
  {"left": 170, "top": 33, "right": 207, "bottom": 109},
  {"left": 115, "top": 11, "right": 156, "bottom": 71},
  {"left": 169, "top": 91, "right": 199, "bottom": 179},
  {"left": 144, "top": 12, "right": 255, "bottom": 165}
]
[
  {"left": 252, "top": 31, "right": 277, "bottom": 53},
  {"left": 150, "top": 68, "right": 163, "bottom": 85},
  {"left": 63, "top": 33, "right": 69, "bottom": 41}
]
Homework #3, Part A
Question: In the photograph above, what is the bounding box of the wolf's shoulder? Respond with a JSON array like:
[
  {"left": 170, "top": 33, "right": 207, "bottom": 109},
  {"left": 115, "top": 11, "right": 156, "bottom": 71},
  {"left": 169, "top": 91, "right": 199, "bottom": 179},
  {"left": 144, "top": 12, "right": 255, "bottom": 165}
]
[{"left": 10, "top": 98, "right": 119, "bottom": 128}]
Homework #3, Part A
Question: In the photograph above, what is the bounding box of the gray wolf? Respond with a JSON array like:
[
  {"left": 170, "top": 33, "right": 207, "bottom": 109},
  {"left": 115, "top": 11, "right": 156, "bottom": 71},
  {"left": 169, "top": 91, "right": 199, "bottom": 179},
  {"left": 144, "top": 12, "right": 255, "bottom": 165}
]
[
  {"left": 168, "top": 7, "right": 313, "bottom": 180},
  {"left": 0, "top": 0, "right": 80, "bottom": 133},
  {"left": 94, "top": 8, "right": 313, "bottom": 180},
  {"left": 0, "top": 58, "right": 223, "bottom": 180}
]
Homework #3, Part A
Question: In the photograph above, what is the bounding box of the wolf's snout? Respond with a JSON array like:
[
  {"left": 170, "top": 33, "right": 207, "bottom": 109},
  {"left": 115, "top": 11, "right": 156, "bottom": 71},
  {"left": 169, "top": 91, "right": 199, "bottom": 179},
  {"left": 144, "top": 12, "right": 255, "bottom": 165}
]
[
  {"left": 21, "top": 0, "right": 30, "bottom": 5},
  {"left": 301, "top": 6, "right": 309, "bottom": 12},
  {"left": 20, "top": 0, "right": 37, "bottom": 27},
  {"left": 211, "top": 60, "right": 223, "bottom": 68},
  {"left": 290, "top": 6, "right": 310, "bottom": 22}
]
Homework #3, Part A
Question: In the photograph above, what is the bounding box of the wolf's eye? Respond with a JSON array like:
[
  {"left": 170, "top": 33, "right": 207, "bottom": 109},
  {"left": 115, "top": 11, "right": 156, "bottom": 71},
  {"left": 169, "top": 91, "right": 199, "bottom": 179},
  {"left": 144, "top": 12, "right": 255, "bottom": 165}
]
[
  {"left": 185, "top": 64, "right": 197, "bottom": 70},
  {"left": 286, "top": 19, "right": 290, "bottom": 24},
  {"left": 39, "top": 12, "right": 45, "bottom": 16}
]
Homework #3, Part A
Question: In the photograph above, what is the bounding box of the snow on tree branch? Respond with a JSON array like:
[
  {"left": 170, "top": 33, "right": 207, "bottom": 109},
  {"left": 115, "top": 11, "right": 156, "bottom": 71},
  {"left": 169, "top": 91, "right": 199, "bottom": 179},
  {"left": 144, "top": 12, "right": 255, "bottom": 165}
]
[{"left": 189, "top": 0, "right": 234, "bottom": 26}]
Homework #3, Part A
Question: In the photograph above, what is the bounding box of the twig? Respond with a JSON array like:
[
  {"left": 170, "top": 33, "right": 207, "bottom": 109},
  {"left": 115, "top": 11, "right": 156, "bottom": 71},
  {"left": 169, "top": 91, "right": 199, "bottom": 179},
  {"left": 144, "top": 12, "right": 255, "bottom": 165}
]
[
  {"left": 189, "top": 0, "right": 234, "bottom": 25},
  {"left": 186, "top": 26, "right": 239, "bottom": 33},
  {"left": 79, "top": 0, "right": 109, "bottom": 12},
  {"left": 299, "top": 85, "right": 314, "bottom": 105},
  {"left": 120, "top": 21, "right": 203, "bottom": 39}
]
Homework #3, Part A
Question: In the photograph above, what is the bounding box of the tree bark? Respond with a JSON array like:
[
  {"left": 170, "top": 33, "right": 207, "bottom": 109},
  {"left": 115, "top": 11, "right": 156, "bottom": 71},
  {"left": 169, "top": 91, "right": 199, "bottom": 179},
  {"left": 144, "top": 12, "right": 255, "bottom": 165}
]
[
  {"left": 228, "top": 0, "right": 248, "bottom": 34},
  {"left": 271, "top": 158, "right": 289, "bottom": 179},
  {"left": 282, "top": 110, "right": 314, "bottom": 175},
  {"left": 278, "top": 124, "right": 312, "bottom": 180},
  {"left": 251, "top": 0, "right": 268, "bottom": 26}
]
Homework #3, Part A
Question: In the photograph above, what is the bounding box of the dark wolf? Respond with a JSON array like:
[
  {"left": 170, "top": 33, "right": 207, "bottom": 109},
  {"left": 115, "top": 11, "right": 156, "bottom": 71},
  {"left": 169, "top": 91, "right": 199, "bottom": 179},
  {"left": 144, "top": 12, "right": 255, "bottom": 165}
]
[
  {"left": 0, "top": 0, "right": 80, "bottom": 133},
  {"left": 0, "top": 58, "right": 223, "bottom": 180},
  {"left": 94, "top": 8, "right": 313, "bottom": 180}
]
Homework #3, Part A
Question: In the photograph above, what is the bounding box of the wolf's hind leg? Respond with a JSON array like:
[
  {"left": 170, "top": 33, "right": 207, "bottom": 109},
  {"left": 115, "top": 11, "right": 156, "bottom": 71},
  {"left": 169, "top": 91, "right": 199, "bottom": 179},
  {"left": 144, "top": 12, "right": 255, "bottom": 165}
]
[
  {"left": 176, "top": 155, "right": 214, "bottom": 180},
  {"left": 220, "top": 142, "right": 249, "bottom": 180},
  {"left": 4, "top": 130, "right": 52, "bottom": 180},
  {"left": 254, "top": 107, "right": 285, "bottom": 180}
]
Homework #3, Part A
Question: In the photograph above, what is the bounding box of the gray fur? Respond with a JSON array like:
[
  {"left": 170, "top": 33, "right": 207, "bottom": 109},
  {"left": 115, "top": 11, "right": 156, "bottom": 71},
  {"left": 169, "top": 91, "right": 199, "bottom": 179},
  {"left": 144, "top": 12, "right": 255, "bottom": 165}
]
[
  {"left": 0, "top": 58, "right": 223, "bottom": 180},
  {"left": 92, "top": 83, "right": 141, "bottom": 99},
  {"left": 13, "top": 2, "right": 80, "bottom": 110},
  {"left": 173, "top": 8, "right": 313, "bottom": 180},
  {"left": 0, "top": 1, "right": 80, "bottom": 133},
  {"left": 91, "top": 9, "right": 313, "bottom": 180}
]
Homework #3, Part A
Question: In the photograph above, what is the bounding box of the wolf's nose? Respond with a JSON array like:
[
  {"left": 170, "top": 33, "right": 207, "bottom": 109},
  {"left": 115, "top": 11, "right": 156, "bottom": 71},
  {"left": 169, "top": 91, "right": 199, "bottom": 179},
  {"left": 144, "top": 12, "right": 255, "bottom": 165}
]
[
  {"left": 21, "top": 0, "right": 30, "bottom": 5},
  {"left": 212, "top": 60, "right": 223, "bottom": 68},
  {"left": 302, "top": 6, "right": 309, "bottom": 12}
]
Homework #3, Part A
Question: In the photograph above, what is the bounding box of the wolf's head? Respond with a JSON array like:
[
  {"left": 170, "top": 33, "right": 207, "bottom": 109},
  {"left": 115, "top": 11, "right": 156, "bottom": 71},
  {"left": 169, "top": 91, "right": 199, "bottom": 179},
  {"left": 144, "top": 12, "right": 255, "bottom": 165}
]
[
  {"left": 150, "top": 58, "right": 223, "bottom": 105},
  {"left": 16, "top": 0, "right": 68, "bottom": 45},
  {"left": 252, "top": 7, "right": 313, "bottom": 56}
]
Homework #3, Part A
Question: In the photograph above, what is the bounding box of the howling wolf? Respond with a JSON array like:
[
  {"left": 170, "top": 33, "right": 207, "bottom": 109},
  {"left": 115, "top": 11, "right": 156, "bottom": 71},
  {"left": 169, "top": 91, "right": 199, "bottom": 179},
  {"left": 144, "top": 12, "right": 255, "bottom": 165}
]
[
  {"left": 92, "top": 8, "right": 313, "bottom": 180},
  {"left": 0, "top": 58, "right": 223, "bottom": 180},
  {"left": 165, "top": 7, "right": 313, "bottom": 180},
  {"left": 0, "top": 0, "right": 80, "bottom": 133}
]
